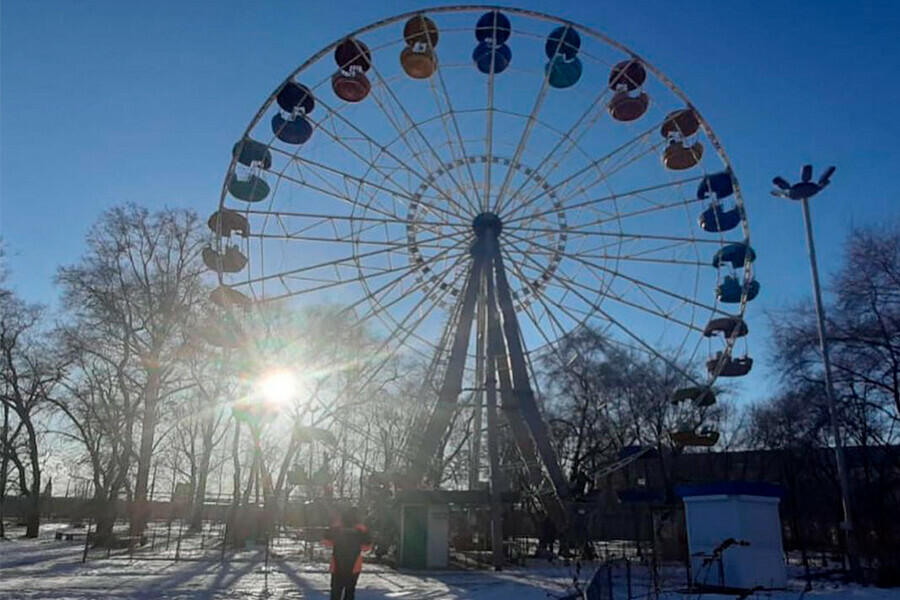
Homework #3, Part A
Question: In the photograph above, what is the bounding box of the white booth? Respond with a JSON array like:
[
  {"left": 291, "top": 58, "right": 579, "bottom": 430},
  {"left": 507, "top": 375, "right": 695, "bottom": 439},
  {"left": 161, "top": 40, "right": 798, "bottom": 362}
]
[
  {"left": 678, "top": 482, "right": 786, "bottom": 590},
  {"left": 397, "top": 493, "right": 450, "bottom": 569}
]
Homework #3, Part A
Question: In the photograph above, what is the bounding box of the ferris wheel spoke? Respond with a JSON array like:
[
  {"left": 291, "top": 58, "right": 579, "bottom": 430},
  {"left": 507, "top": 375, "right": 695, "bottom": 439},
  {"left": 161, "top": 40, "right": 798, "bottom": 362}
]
[
  {"left": 252, "top": 257, "right": 437, "bottom": 300},
  {"left": 239, "top": 207, "right": 465, "bottom": 230},
  {"left": 483, "top": 18, "right": 500, "bottom": 213},
  {"left": 501, "top": 247, "right": 617, "bottom": 369},
  {"left": 269, "top": 144, "right": 415, "bottom": 207},
  {"left": 362, "top": 52, "right": 480, "bottom": 215},
  {"left": 491, "top": 32, "right": 566, "bottom": 215},
  {"left": 286, "top": 131, "right": 413, "bottom": 223},
  {"left": 507, "top": 242, "right": 707, "bottom": 267},
  {"left": 506, "top": 147, "right": 688, "bottom": 229},
  {"left": 497, "top": 61, "right": 641, "bottom": 216},
  {"left": 504, "top": 240, "right": 635, "bottom": 323},
  {"left": 247, "top": 230, "right": 463, "bottom": 248},
  {"left": 312, "top": 96, "right": 470, "bottom": 222},
  {"left": 351, "top": 255, "right": 472, "bottom": 389},
  {"left": 249, "top": 233, "right": 465, "bottom": 252},
  {"left": 542, "top": 268, "right": 704, "bottom": 334},
  {"left": 501, "top": 229, "right": 726, "bottom": 316},
  {"left": 507, "top": 240, "right": 703, "bottom": 383},
  {"left": 239, "top": 229, "right": 462, "bottom": 287},
  {"left": 557, "top": 195, "right": 707, "bottom": 237},
  {"left": 280, "top": 208, "right": 385, "bottom": 241},
  {"left": 268, "top": 248, "right": 465, "bottom": 398},
  {"left": 246, "top": 167, "right": 408, "bottom": 224},
  {"left": 504, "top": 226, "right": 721, "bottom": 248},
  {"left": 547, "top": 139, "right": 668, "bottom": 216},
  {"left": 557, "top": 122, "right": 669, "bottom": 204},
  {"left": 593, "top": 304, "right": 702, "bottom": 385},
  {"left": 502, "top": 116, "right": 666, "bottom": 223},
  {"left": 621, "top": 239, "right": 700, "bottom": 260},
  {"left": 221, "top": 9, "right": 750, "bottom": 433},
  {"left": 352, "top": 241, "right": 473, "bottom": 325},
  {"left": 424, "top": 32, "right": 485, "bottom": 211},
  {"left": 498, "top": 247, "right": 589, "bottom": 365},
  {"left": 367, "top": 88, "right": 471, "bottom": 217}
]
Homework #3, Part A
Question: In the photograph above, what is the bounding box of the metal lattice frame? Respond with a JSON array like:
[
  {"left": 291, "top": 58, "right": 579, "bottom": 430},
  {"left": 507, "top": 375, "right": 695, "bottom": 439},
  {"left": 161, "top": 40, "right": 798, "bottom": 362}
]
[{"left": 212, "top": 5, "right": 755, "bottom": 553}]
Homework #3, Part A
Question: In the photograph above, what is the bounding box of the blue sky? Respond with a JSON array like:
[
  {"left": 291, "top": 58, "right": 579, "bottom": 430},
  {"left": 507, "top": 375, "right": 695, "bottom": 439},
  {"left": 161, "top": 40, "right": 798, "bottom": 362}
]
[{"left": 2, "top": 0, "right": 899, "bottom": 405}]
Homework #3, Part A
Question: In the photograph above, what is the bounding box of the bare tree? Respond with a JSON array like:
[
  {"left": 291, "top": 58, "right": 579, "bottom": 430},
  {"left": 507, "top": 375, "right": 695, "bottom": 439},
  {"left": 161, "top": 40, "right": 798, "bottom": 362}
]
[
  {"left": 771, "top": 223, "right": 900, "bottom": 441},
  {"left": 56, "top": 204, "right": 207, "bottom": 537},
  {"left": 177, "top": 345, "right": 232, "bottom": 530},
  {"left": 765, "top": 223, "right": 900, "bottom": 580},
  {"left": 0, "top": 289, "right": 64, "bottom": 537},
  {"left": 54, "top": 345, "right": 138, "bottom": 544},
  {"left": 542, "top": 328, "right": 727, "bottom": 500}
]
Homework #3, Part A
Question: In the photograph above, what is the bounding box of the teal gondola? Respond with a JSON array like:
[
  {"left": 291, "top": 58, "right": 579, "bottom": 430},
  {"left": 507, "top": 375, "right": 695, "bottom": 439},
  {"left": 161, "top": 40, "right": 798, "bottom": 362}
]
[
  {"left": 233, "top": 139, "right": 272, "bottom": 169},
  {"left": 545, "top": 25, "right": 580, "bottom": 60},
  {"left": 228, "top": 173, "right": 270, "bottom": 203},
  {"left": 545, "top": 55, "right": 582, "bottom": 88}
]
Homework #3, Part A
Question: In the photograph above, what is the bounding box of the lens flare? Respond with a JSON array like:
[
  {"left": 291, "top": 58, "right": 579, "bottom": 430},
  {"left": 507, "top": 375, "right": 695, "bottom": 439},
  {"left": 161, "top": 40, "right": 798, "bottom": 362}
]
[{"left": 258, "top": 369, "right": 296, "bottom": 406}]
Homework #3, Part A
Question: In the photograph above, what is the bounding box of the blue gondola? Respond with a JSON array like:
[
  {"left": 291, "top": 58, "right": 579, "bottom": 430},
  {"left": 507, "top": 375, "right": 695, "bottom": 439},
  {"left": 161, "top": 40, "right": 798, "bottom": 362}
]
[
  {"left": 475, "top": 10, "right": 511, "bottom": 44},
  {"left": 276, "top": 82, "right": 315, "bottom": 115},
  {"left": 697, "top": 170, "right": 734, "bottom": 200},
  {"left": 545, "top": 55, "right": 582, "bottom": 88},
  {"left": 545, "top": 25, "right": 580, "bottom": 60},
  {"left": 473, "top": 42, "right": 512, "bottom": 74},
  {"left": 699, "top": 204, "right": 741, "bottom": 232},
  {"left": 717, "top": 276, "right": 760, "bottom": 303},
  {"left": 233, "top": 139, "right": 272, "bottom": 169},
  {"left": 271, "top": 114, "right": 313, "bottom": 145},
  {"left": 228, "top": 174, "right": 270, "bottom": 203},
  {"left": 712, "top": 243, "right": 756, "bottom": 268}
]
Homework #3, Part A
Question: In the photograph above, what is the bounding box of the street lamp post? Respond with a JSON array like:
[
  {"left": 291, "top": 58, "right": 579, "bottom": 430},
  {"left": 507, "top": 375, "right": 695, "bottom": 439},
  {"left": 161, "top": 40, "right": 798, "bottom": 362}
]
[{"left": 772, "top": 165, "right": 859, "bottom": 577}]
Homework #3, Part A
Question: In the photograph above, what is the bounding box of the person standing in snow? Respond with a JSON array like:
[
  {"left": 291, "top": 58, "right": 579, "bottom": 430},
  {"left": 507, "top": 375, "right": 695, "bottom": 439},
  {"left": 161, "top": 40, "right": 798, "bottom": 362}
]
[{"left": 322, "top": 507, "right": 372, "bottom": 600}]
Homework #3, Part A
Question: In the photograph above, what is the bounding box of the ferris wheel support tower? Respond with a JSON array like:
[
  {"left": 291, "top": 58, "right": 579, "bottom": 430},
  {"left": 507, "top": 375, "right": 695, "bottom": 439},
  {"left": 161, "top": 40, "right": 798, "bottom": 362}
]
[{"left": 408, "top": 211, "right": 571, "bottom": 533}]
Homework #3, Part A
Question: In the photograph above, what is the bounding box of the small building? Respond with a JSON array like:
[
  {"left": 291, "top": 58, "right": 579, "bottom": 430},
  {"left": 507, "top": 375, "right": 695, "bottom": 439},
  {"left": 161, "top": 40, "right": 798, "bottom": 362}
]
[
  {"left": 396, "top": 490, "right": 454, "bottom": 569},
  {"left": 677, "top": 482, "right": 786, "bottom": 590}
]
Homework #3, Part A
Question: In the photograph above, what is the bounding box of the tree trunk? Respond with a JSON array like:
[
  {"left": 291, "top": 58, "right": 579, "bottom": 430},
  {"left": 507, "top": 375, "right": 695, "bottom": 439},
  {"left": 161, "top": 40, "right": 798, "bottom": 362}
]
[
  {"left": 93, "top": 491, "right": 118, "bottom": 547},
  {"left": 230, "top": 421, "right": 242, "bottom": 506},
  {"left": 0, "top": 403, "right": 8, "bottom": 539},
  {"left": 23, "top": 417, "right": 41, "bottom": 538},
  {"left": 189, "top": 432, "right": 214, "bottom": 531},
  {"left": 131, "top": 366, "right": 161, "bottom": 537}
]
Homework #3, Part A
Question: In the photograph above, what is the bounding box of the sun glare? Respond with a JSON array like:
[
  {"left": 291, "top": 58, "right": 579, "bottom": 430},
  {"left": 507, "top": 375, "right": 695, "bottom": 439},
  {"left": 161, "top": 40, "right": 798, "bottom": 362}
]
[{"left": 258, "top": 369, "right": 297, "bottom": 406}]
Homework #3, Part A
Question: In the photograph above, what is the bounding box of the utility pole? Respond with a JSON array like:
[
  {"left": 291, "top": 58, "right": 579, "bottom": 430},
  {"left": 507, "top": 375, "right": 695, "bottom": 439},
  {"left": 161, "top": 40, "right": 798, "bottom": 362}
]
[{"left": 772, "top": 165, "right": 859, "bottom": 578}]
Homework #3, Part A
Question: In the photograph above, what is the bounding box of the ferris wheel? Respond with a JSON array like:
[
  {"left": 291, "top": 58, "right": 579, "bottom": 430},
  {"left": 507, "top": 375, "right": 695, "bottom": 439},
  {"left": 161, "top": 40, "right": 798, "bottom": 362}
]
[{"left": 205, "top": 6, "right": 758, "bottom": 517}]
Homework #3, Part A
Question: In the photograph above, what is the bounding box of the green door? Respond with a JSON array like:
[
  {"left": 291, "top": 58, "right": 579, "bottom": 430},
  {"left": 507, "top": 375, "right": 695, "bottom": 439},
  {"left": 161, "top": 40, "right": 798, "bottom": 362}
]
[{"left": 402, "top": 505, "right": 428, "bottom": 569}]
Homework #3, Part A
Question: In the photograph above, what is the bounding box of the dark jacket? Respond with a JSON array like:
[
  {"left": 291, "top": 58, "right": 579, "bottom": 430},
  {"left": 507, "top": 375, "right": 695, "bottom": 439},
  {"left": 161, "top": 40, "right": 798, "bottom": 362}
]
[{"left": 322, "top": 524, "right": 373, "bottom": 575}]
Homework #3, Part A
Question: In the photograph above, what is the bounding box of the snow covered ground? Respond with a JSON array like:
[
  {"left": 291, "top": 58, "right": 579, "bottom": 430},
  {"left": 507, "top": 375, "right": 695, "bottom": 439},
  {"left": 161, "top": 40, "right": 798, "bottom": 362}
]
[{"left": 1, "top": 526, "right": 896, "bottom": 600}]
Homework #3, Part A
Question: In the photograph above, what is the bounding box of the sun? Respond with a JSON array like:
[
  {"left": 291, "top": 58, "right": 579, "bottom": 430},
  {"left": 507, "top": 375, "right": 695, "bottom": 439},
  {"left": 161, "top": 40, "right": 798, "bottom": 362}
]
[{"left": 258, "top": 368, "right": 297, "bottom": 406}]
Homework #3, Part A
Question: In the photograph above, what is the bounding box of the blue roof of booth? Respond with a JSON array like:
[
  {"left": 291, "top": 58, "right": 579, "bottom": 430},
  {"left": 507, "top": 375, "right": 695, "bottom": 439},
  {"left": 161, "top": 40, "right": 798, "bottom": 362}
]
[{"left": 676, "top": 481, "right": 784, "bottom": 498}]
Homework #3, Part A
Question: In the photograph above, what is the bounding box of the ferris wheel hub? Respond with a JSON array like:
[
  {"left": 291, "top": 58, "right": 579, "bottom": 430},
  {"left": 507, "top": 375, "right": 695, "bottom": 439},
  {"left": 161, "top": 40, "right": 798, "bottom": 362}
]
[{"left": 472, "top": 211, "right": 503, "bottom": 237}]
